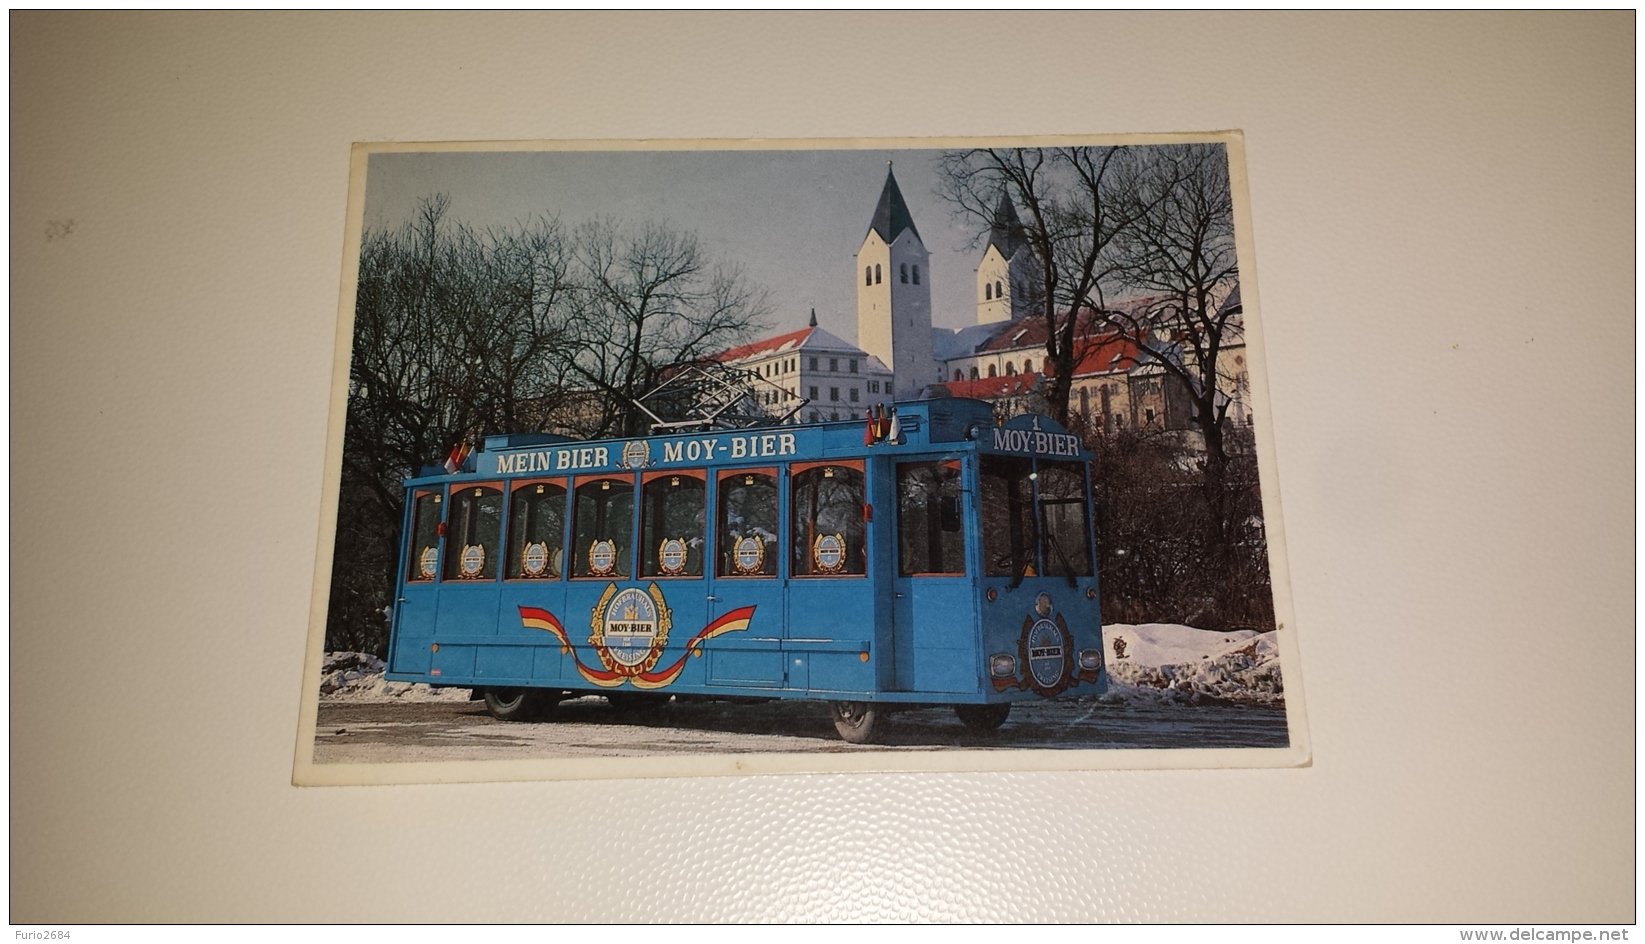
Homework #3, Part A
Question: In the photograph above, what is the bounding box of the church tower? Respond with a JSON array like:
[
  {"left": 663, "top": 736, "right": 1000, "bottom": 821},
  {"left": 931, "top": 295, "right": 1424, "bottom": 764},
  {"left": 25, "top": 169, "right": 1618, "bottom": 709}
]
[
  {"left": 976, "top": 192, "right": 1038, "bottom": 324},
  {"left": 856, "top": 164, "right": 936, "bottom": 396}
]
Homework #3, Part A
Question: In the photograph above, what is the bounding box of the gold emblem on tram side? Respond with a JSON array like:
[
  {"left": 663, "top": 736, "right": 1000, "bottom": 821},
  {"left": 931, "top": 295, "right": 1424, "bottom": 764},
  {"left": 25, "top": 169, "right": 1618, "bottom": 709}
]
[
  {"left": 588, "top": 582, "right": 673, "bottom": 677},
  {"left": 521, "top": 541, "right": 552, "bottom": 578},
  {"left": 588, "top": 539, "right": 618, "bottom": 576},
  {"left": 658, "top": 538, "right": 689, "bottom": 576},
  {"left": 732, "top": 535, "right": 765, "bottom": 575},
  {"left": 417, "top": 546, "right": 439, "bottom": 579},
  {"left": 621, "top": 440, "right": 651, "bottom": 470},
  {"left": 457, "top": 544, "right": 486, "bottom": 579},
  {"left": 812, "top": 533, "right": 847, "bottom": 574}
]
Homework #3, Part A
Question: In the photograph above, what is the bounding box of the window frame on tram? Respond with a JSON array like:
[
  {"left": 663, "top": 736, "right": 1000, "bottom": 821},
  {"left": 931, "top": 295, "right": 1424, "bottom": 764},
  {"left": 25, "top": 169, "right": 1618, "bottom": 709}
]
[
  {"left": 639, "top": 469, "right": 708, "bottom": 579},
  {"left": 788, "top": 459, "right": 868, "bottom": 578},
  {"left": 504, "top": 478, "right": 569, "bottom": 582},
  {"left": 442, "top": 482, "right": 505, "bottom": 582},
  {"left": 715, "top": 467, "right": 780, "bottom": 579},
  {"left": 1032, "top": 459, "right": 1095, "bottom": 580},
  {"left": 895, "top": 459, "right": 967, "bottom": 578},
  {"left": 405, "top": 489, "right": 444, "bottom": 583},
  {"left": 976, "top": 454, "right": 1097, "bottom": 584},
  {"left": 571, "top": 473, "right": 636, "bottom": 580}
]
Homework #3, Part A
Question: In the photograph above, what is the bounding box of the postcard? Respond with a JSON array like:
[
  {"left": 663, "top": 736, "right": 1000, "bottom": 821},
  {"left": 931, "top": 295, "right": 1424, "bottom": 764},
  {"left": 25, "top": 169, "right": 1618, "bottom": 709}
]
[{"left": 293, "top": 134, "right": 1308, "bottom": 784}]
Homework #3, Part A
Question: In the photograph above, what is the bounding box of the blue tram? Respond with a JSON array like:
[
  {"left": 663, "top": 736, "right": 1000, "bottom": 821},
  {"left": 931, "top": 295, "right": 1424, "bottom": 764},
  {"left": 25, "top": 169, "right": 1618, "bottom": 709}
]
[{"left": 384, "top": 398, "right": 1107, "bottom": 743}]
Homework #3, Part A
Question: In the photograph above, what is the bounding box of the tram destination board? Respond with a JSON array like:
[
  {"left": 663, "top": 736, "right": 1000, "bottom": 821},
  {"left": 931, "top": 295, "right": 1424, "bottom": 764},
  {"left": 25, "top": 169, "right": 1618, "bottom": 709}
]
[{"left": 295, "top": 134, "right": 1308, "bottom": 785}]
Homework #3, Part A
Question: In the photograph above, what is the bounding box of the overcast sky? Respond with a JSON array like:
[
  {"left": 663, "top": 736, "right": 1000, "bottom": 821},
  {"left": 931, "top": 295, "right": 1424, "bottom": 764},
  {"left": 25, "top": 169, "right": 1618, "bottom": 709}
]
[{"left": 361, "top": 147, "right": 995, "bottom": 341}]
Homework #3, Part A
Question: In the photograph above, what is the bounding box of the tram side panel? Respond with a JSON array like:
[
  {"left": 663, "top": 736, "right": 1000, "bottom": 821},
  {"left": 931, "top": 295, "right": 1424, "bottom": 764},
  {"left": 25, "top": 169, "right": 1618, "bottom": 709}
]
[{"left": 380, "top": 405, "right": 1105, "bottom": 706}]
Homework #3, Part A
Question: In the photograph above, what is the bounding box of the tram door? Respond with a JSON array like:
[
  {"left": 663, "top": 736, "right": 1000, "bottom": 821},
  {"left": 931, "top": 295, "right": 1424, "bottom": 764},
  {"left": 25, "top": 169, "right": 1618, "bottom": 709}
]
[
  {"left": 392, "top": 488, "right": 445, "bottom": 674},
  {"left": 430, "top": 483, "right": 505, "bottom": 678},
  {"left": 705, "top": 469, "right": 786, "bottom": 687},
  {"left": 891, "top": 460, "right": 974, "bottom": 693},
  {"left": 637, "top": 470, "right": 709, "bottom": 675},
  {"left": 786, "top": 461, "right": 872, "bottom": 693}
]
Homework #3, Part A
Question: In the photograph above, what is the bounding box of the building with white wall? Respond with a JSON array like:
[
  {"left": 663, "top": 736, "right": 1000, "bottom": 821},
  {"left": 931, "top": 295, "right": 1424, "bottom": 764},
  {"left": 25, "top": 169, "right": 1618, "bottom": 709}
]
[{"left": 716, "top": 309, "right": 893, "bottom": 424}]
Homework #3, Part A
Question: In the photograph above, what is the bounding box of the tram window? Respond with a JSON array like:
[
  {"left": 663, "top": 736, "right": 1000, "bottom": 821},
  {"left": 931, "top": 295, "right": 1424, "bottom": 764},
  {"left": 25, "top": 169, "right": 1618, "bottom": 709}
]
[
  {"left": 717, "top": 472, "right": 778, "bottom": 577},
  {"left": 573, "top": 477, "right": 634, "bottom": 578},
  {"left": 791, "top": 464, "right": 866, "bottom": 577},
  {"left": 896, "top": 462, "right": 966, "bottom": 576},
  {"left": 406, "top": 491, "right": 442, "bottom": 582},
  {"left": 443, "top": 485, "right": 503, "bottom": 581},
  {"left": 979, "top": 456, "right": 1036, "bottom": 580},
  {"left": 641, "top": 472, "right": 706, "bottom": 577},
  {"left": 506, "top": 481, "right": 566, "bottom": 579},
  {"left": 1036, "top": 461, "right": 1094, "bottom": 578}
]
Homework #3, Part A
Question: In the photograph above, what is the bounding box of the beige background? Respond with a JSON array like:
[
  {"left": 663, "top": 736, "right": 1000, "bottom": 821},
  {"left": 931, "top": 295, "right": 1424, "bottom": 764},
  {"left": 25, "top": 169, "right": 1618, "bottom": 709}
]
[{"left": 11, "top": 12, "right": 1633, "bottom": 922}]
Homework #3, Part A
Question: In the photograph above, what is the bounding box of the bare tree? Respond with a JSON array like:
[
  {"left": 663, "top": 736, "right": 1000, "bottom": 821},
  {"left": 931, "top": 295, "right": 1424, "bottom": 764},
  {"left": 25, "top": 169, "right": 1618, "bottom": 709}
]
[
  {"left": 564, "top": 219, "right": 771, "bottom": 438},
  {"left": 562, "top": 223, "right": 773, "bottom": 440},
  {"left": 937, "top": 146, "right": 1151, "bottom": 427},
  {"left": 1100, "top": 145, "right": 1242, "bottom": 562},
  {"left": 326, "top": 200, "right": 770, "bottom": 654},
  {"left": 941, "top": 145, "right": 1260, "bottom": 628}
]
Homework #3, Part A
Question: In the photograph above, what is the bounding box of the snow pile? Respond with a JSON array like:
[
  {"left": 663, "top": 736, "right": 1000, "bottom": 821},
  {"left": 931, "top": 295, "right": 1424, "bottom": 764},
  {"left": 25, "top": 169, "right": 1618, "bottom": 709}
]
[
  {"left": 319, "top": 652, "right": 471, "bottom": 702},
  {"left": 1099, "top": 623, "right": 1284, "bottom": 706}
]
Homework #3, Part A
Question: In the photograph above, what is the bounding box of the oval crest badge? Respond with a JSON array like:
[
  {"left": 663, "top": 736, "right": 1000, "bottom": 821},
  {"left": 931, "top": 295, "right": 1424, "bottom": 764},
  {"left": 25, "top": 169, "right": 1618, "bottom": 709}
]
[
  {"left": 522, "top": 541, "right": 550, "bottom": 577},
  {"left": 418, "top": 546, "right": 439, "bottom": 579},
  {"left": 459, "top": 544, "right": 486, "bottom": 578},
  {"left": 658, "top": 538, "right": 689, "bottom": 576},
  {"left": 588, "top": 539, "right": 617, "bottom": 576},
  {"left": 1017, "top": 614, "right": 1075, "bottom": 696},
  {"left": 812, "top": 533, "right": 847, "bottom": 574},
  {"left": 733, "top": 535, "right": 765, "bottom": 575},
  {"left": 621, "top": 440, "right": 651, "bottom": 470},
  {"left": 588, "top": 582, "right": 674, "bottom": 677}
]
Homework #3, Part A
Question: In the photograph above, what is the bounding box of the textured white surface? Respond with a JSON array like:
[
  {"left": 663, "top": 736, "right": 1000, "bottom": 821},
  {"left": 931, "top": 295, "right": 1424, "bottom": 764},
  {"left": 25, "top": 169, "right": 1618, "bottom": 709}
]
[{"left": 10, "top": 12, "right": 1633, "bottom": 922}]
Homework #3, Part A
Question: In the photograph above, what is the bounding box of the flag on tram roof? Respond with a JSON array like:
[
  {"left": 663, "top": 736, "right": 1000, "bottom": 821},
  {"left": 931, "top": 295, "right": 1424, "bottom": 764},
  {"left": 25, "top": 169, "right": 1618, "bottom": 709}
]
[{"left": 443, "top": 440, "right": 472, "bottom": 474}]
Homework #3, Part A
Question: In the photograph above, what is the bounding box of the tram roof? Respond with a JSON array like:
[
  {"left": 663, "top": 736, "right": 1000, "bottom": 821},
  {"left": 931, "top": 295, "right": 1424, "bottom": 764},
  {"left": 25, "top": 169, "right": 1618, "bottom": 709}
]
[{"left": 408, "top": 399, "right": 1091, "bottom": 485}]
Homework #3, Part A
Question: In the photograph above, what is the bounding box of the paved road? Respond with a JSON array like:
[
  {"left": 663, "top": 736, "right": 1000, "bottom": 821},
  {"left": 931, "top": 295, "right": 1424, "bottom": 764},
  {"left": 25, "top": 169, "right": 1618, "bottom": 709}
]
[{"left": 313, "top": 694, "right": 1289, "bottom": 763}]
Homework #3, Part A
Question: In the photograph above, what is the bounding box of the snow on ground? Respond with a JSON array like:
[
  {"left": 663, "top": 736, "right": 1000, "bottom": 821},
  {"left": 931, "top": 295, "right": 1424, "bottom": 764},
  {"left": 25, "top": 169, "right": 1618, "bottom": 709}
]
[
  {"left": 318, "top": 652, "right": 471, "bottom": 703},
  {"left": 319, "top": 622, "right": 1283, "bottom": 707},
  {"left": 1098, "top": 623, "right": 1284, "bottom": 706}
]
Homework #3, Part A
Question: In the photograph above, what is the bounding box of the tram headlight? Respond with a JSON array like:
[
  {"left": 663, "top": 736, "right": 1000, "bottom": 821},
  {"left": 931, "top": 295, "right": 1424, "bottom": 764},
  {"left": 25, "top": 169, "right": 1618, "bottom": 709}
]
[
  {"left": 989, "top": 654, "right": 1017, "bottom": 678},
  {"left": 1078, "top": 649, "right": 1103, "bottom": 671}
]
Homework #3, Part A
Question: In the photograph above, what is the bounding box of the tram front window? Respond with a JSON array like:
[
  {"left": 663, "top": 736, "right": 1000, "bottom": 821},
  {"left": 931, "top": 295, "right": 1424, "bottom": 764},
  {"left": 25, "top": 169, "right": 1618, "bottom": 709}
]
[
  {"left": 897, "top": 461, "right": 965, "bottom": 576},
  {"left": 980, "top": 456, "right": 1036, "bottom": 581},
  {"left": 574, "top": 477, "right": 633, "bottom": 578},
  {"left": 718, "top": 472, "right": 778, "bottom": 577},
  {"left": 1036, "top": 460, "right": 1093, "bottom": 579},
  {"left": 444, "top": 485, "right": 503, "bottom": 581},
  {"left": 406, "top": 491, "right": 442, "bottom": 581},
  {"left": 791, "top": 464, "right": 866, "bottom": 577},
  {"left": 642, "top": 472, "right": 706, "bottom": 577},
  {"left": 507, "top": 481, "right": 566, "bottom": 579}
]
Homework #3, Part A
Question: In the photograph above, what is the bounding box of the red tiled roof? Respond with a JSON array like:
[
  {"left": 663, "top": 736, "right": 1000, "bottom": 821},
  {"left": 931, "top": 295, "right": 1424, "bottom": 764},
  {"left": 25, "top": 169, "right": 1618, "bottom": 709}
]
[
  {"left": 976, "top": 298, "right": 1162, "bottom": 354},
  {"left": 937, "top": 373, "right": 1042, "bottom": 399},
  {"left": 1070, "top": 333, "right": 1145, "bottom": 377},
  {"left": 715, "top": 327, "right": 814, "bottom": 364}
]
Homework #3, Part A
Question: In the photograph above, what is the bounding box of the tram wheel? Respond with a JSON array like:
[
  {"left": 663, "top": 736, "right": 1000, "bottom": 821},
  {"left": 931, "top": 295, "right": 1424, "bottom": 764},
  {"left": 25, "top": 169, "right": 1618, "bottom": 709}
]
[
  {"left": 482, "top": 688, "right": 559, "bottom": 722},
  {"left": 954, "top": 703, "right": 1011, "bottom": 732},
  {"left": 830, "top": 701, "right": 880, "bottom": 744},
  {"left": 606, "top": 691, "right": 670, "bottom": 715}
]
